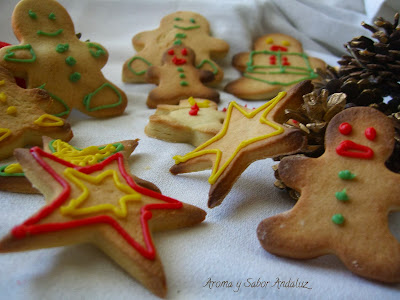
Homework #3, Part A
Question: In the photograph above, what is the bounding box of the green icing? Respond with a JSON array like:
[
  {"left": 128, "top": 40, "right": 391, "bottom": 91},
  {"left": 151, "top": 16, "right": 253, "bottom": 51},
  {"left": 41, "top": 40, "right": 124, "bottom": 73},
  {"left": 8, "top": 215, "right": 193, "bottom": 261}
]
[
  {"left": 177, "top": 67, "right": 184, "bottom": 72},
  {"left": 175, "top": 33, "right": 187, "bottom": 39},
  {"left": 127, "top": 56, "right": 152, "bottom": 76},
  {"left": 48, "top": 12, "right": 56, "bottom": 20},
  {"left": 83, "top": 82, "right": 123, "bottom": 112},
  {"left": 180, "top": 81, "right": 189, "bottom": 86},
  {"left": 174, "top": 17, "right": 183, "bottom": 21},
  {"left": 179, "top": 73, "right": 186, "bottom": 78},
  {"left": 88, "top": 43, "right": 106, "bottom": 58},
  {"left": 190, "top": 18, "right": 196, "bottom": 23},
  {"left": 243, "top": 50, "right": 318, "bottom": 86},
  {"left": 37, "top": 29, "right": 64, "bottom": 37},
  {"left": 173, "top": 25, "right": 200, "bottom": 30},
  {"left": 56, "top": 43, "right": 69, "bottom": 53},
  {"left": 332, "top": 214, "right": 345, "bottom": 225},
  {"left": 4, "top": 44, "right": 36, "bottom": 63},
  {"left": 335, "top": 189, "right": 349, "bottom": 201},
  {"left": 173, "top": 39, "right": 182, "bottom": 46},
  {"left": 0, "top": 165, "right": 24, "bottom": 177},
  {"left": 196, "top": 59, "right": 218, "bottom": 75},
  {"left": 69, "top": 72, "right": 81, "bottom": 82},
  {"left": 65, "top": 56, "right": 76, "bottom": 66},
  {"left": 338, "top": 170, "right": 356, "bottom": 180},
  {"left": 28, "top": 10, "right": 37, "bottom": 19},
  {"left": 37, "top": 83, "right": 70, "bottom": 117}
]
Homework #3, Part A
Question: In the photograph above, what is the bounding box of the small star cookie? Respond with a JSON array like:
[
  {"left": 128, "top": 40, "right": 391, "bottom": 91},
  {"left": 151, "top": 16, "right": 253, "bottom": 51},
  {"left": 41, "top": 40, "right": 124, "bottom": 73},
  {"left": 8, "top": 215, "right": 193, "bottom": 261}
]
[
  {"left": 0, "top": 147, "right": 206, "bottom": 298},
  {"left": 257, "top": 107, "right": 400, "bottom": 283},
  {"left": 145, "top": 97, "right": 225, "bottom": 147},
  {"left": 225, "top": 33, "right": 326, "bottom": 100},
  {"left": 0, "top": 65, "right": 72, "bottom": 160},
  {"left": 0, "top": 137, "right": 159, "bottom": 194},
  {"left": 122, "top": 11, "right": 229, "bottom": 85},
  {"left": 0, "top": 0, "right": 127, "bottom": 118},
  {"left": 145, "top": 45, "right": 220, "bottom": 108},
  {"left": 170, "top": 81, "right": 313, "bottom": 208}
]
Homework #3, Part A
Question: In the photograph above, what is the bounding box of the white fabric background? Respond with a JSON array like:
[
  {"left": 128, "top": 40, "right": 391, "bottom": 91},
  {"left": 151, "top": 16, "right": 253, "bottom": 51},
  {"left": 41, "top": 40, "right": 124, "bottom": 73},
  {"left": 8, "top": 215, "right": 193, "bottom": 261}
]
[{"left": 0, "top": 0, "right": 399, "bottom": 299}]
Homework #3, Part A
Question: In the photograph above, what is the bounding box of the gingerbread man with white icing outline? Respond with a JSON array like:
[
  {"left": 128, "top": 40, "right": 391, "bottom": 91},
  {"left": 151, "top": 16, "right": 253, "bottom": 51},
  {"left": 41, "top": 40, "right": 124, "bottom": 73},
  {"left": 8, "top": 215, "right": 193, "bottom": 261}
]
[
  {"left": 0, "top": 0, "right": 127, "bottom": 118},
  {"left": 258, "top": 107, "right": 400, "bottom": 282}
]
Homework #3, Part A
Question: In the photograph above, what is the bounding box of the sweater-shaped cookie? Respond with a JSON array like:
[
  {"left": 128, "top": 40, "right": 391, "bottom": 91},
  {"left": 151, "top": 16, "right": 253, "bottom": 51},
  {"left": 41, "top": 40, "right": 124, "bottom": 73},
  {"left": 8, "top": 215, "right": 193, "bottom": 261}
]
[
  {"left": 0, "top": 65, "right": 72, "bottom": 160},
  {"left": 145, "top": 45, "right": 220, "bottom": 108},
  {"left": 0, "top": 0, "right": 127, "bottom": 118},
  {"left": 257, "top": 107, "right": 400, "bottom": 283},
  {"left": 225, "top": 33, "right": 326, "bottom": 100},
  {"left": 122, "top": 11, "right": 229, "bottom": 85}
]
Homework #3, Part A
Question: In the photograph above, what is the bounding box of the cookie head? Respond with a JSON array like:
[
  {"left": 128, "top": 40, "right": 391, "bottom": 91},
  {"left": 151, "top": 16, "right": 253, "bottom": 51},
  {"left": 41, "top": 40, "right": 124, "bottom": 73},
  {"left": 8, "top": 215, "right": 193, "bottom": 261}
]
[
  {"left": 255, "top": 33, "right": 303, "bottom": 53},
  {"left": 162, "top": 45, "right": 195, "bottom": 66},
  {"left": 325, "top": 107, "right": 395, "bottom": 162},
  {"left": 161, "top": 11, "right": 210, "bottom": 32},
  {"left": 12, "top": 0, "right": 75, "bottom": 42}
]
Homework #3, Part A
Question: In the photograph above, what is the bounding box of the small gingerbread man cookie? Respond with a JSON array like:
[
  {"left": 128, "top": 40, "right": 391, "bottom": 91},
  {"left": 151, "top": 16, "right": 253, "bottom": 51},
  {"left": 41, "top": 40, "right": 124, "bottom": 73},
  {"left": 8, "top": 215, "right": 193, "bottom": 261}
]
[
  {"left": 225, "top": 33, "right": 326, "bottom": 100},
  {"left": 257, "top": 107, "right": 400, "bottom": 283},
  {"left": 145, "top": 45, "right": 220, "bottom": 108},
  {"left": 145, "top": 97, "right": 225, "bottom": 146},
  {"left": 0, "top": 65, "right": 72, "bottom": 160},
  {"left": 0, "top": 0, "right": 127, "bottom": 118},
  {"left": 122, "top": 11, "right": 229, "bottom": 85}
]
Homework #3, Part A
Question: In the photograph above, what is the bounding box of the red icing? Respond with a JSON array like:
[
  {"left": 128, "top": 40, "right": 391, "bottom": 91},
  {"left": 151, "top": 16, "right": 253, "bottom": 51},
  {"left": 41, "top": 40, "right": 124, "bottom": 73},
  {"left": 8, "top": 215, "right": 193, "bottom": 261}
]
[
  {"left": 336, "top": 140, "right": 374, "bottom": 159},
  {"left": 11, "top": 148, "right": 183, "bottom": 260},
  {"left": 168, "top": 49, "right": 175, "bottom": 55},
  {"left": 189, "top": 103, "right": 199, "bottom": 116},
  {"left": 172, "top": 56, "right": 186, "bottom": 65},
  {"left": 339, "top": 122, "right": 352, "bottom": 135},
  {"left": 269, "top": 56, "right": 276, "bottom": 65},
  {"left": 0, "top": 41, "right": 27, "bottom": 88},
  {"left": 270, "top": 45, "right": 288, "bottom": 52},
  {"left": 181, "top": 48, "right": 188, "bottom": 56},
  {"left": 365, "top": 127, "right": 376, "bottom": 141}
]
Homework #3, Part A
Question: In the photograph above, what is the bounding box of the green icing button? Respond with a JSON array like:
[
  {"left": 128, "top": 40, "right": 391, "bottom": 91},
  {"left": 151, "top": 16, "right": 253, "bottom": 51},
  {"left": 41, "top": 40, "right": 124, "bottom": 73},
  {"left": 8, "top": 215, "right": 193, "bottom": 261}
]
[
  {"left": 69, "top": 72, "right": 81, "bottom": 82},
  {"left": 335, "top": 189, "right": 349, "bottom": 201},
  {"left": 332, "top": 214, "right": 345, "bottom": 225},
  {"left": 338, "top": 170, "right": 356, "bottom": 180},
  {"left": 56, "top": 43, "right": 69, "bottom": 53},
  {"left": 65, "top": 56, "right": 76, "bottom": 66}
]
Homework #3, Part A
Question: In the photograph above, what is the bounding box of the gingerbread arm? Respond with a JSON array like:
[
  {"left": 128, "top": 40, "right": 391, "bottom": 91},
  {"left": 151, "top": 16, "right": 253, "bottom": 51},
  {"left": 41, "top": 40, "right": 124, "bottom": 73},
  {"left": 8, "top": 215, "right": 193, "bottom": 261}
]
[
  {"left": 278, "top": 155, "right": 316, "bottom": 192},
  {"left": 132, "top": 30, "right": 153, "bottom": 51},
  {"left": 145, "top": 65, "right": 161, "bottom": 85},
  {"left": 0, "top": 44, "right": 36, "bottom": 76},
  {"left": 231, "top": 52, "right": 250, "bottom": 72},
  {"left": 198, "top": 69, "right": 215, "bottom": 84},
  {"left": 85, "top": 42, "right": 108, "bottom": 68},
  {"left": 207, "top": 37, "right": 230, "bottom": 58}
]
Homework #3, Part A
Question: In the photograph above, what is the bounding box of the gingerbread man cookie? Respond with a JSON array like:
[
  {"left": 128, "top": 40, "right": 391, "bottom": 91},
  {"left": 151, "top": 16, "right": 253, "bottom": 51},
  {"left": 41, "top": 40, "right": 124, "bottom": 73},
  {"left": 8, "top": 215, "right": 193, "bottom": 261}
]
[
  {"left": 145, "top": 97, "right": 225, "bottom": 146},
  {"left": 0, "top": 65, "right": 72, "bottom": 160},
  {"left": 0, "top": 0, "right": 127, "bottom": 118},
  {"left": 145, "top": 45, "right": 220, "bottom": 108},
  {"left": 0, "top": 137, "right": 160, "bottom": 194},
  {"left": 257, "top": 107, "right": 400, "bottom": 282},
  {"left": 0, "top": 147, "right": 206, "bottom": 297},
  {"left": 225, "top": 33, "right": 326, "bottom": 100},
  {"left": 170, "top": 81, "right": 312, "bottom": 208},
  {"left": 122, "top": 11, "right": 229, "bottom": 85}
]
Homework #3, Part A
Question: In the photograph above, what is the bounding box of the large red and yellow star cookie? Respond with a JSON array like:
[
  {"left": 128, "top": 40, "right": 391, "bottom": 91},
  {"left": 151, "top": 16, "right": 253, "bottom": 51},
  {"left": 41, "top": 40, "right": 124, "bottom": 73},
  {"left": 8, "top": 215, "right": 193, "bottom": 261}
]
[
  {"left": 0, "top": 66, "right": 72, "bottom": 160},
  {"left": 0, "top": 147, "right": 206, "bottom": 297},
  {"left": 170, "top": 81, "right": 312, "bottom": 208}
]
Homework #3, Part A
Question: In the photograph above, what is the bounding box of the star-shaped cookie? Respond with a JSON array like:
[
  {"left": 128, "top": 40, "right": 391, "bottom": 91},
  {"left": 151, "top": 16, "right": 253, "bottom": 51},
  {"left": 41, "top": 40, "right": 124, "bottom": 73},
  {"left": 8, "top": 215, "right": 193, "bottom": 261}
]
[
  {"left": 145, "top": 98, "right": 225, "bottom": 147},
  {"left": 0, "top": 147, "right": 206, "bottom": 297},
  {"left": 0, "top": 137, "right": 159, "bottom": 194},
  {"left": 0, "top": 65, "right": 72, "bottom": 160},
  {"left": 257, "top": 107, "right": 400, "bottom": 282},
  {"left": 170, "top": 81, "right": 313, "bottom": 208}
]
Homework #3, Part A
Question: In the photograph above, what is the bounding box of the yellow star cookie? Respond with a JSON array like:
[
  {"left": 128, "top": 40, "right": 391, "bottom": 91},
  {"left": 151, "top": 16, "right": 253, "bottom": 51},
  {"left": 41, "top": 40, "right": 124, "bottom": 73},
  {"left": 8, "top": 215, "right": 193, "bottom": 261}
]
[
  {"left": 170, "top": 81, "right": 313, "bottom": 208},
  {"left": 0, "top": 147, "right": 206, "bottom": 298},
  {"left": 0, "top": 65, "right": 72, "bottom": 160},
  {"left": 145, "top": 97, "right": 225, "bottom": 147},
  {"left": 225, "top": 33, "right": 326, "bottom": 100},
  {"left": 258, "top": 107, "right": 400, "bottom": 282}
]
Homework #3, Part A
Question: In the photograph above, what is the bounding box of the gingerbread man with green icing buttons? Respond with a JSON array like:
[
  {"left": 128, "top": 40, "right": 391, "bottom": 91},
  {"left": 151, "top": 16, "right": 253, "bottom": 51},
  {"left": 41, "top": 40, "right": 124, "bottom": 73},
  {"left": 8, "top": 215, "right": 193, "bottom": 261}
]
[
  {"left": 145, "top": 44, "right": 220, "bottom": 108},
  {"left": 0, "top": 0, "right": 127, "bottom": 118},
  {"left": 257, "top": 107, "right": 400, "bottom": 283},
  {"left": 225, "top": 33, "right": 326, "bottom": 100},
  {"left": 122, "top": 11, "right": 229, "bottom": 85}
]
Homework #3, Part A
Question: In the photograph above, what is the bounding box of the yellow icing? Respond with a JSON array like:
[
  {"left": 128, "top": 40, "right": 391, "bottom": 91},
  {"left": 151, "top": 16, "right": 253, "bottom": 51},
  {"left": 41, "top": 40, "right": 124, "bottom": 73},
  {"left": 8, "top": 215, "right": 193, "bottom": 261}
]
[
  {"left": 0, "top": 92, "right": 7, "bottom": 102},
  {"left": 282, "top": 40, "right": 291, "bottom": 46},
  {"left": 0, "top": 128, "right": 11, "bottom": 142},
  {"left": 4, "top": 163, "right": 23, "bottom": 174},
  {"left": 173, "top": 92, "right": 286, "bottom": 184},
  {"left": 60, "top": 168, "right": 141, "bottom": 218},
  {"left": 33, "top": 114, "right": 64, "bottom": 127},
  {"left": 265, "top": 37, "right": 274, "bottom": 44},
  {"left": 187, "top": 96, "right": 210, "bottom": 108},
  {"left": 51, "top": 139, "right": 118, "bottom": 166},
  {"left": 0, "top": 80, "right": 4, "bottom": 85},
  {"left": 6, "top": 106, "right": 17, "bottom": 115}
]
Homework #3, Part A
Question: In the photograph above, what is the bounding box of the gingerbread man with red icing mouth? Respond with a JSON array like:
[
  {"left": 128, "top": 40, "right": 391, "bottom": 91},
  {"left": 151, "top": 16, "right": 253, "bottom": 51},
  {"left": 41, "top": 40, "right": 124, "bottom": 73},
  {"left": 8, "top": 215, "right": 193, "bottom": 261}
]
[
  {"left": 258, "top": 106, "right": 400, "bottom": 283},
  {"left": 0, "top": 0, "right": 127, "bottom": 118},
  {"left": 145, "top": 44, "right": 220, "bottom": 108}
]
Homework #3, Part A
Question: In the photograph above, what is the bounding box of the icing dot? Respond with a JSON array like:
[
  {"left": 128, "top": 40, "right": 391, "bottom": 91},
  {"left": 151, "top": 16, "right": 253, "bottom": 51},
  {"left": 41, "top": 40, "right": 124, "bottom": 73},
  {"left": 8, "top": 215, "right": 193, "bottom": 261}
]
[
  {"left": 175, "top": 33, "right": 186, "bottom": 39},
  {"left": 174, "top": 17, "right": 183, "bottom": 21},
  {"left": 338, "top": 170, "right": 356, "bottom": 180},
  {"left": 177, "top": 67, "right": 184, "bottom": 72},
  {"left": 28, "top": 10, "right": 37, "bottom": 20},
  {"left": 181, "top": 48, "right": 188, "bottom": 56},
  {"left": 168, "top": 49, "right": 175, "bottom": 55},
  {"left": 179, "top": 73, "right": 186, "bottom": 78},
  {"left": 48, "top": 12, "right": 56, "bottom": 20},
  {"left": 265, "top": 37, "right": 273, "bottom": 44},
  {"left": 335, "top": 189, "right": 349, "bottom": 201},
  {"left": 339, "top": 122, "right": 352, "bottom": 135},
  {"left": 69, "top": 72, "right": 81, "bottom": 83},
  {"left": 174, "top": 39, "right": 182, "bottom": 45},
  {"left": 6, "top": 106, "right": 17, "bottom": 115},
  {"left": 365, "top": 127, "right": 376, "bottom": 141},
  {"left": 65, "top": 56, "right": 76, "bottom": 66},
  {"left": 0, "top": 92, "right": 7, "bottom": 102},
  {"left": 56, "top": 43, "right": 69, "bottom": 53},
  {"left": 180, "top": 81, "right": 189, "bottom": 86},
  {"left": 332, "top": 214, "right": 345, "bottom": 225},
  {"left": 282, "top": 40, "right": 291, "bottom": 46},
  {"left": 190, "top": 18, "right": 196, "bottom": 23}
]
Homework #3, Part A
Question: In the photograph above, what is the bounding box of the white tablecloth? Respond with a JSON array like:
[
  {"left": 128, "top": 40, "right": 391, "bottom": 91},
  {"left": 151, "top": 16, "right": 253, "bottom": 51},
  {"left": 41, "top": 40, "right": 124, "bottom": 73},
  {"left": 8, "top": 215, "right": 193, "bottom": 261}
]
[{"left": 0, "top": 0, "right": 399, "bottom": 299}]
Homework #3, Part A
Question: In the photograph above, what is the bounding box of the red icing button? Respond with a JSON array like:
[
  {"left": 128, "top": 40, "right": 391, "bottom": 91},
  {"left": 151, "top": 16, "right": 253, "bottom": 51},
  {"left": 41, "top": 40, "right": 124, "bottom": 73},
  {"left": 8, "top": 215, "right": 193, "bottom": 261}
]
[
  {"left": 189, "top": 104, "right": 199, "bottom": 116},
  {"left": 181, "top": 48, "right": 188, "bottom": 56},
  {"left": 339, "top": 122, "right": 352, "bottom": 135},
  {"left": 365, "top": 127, "right": 376, "bottom": 141}
]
